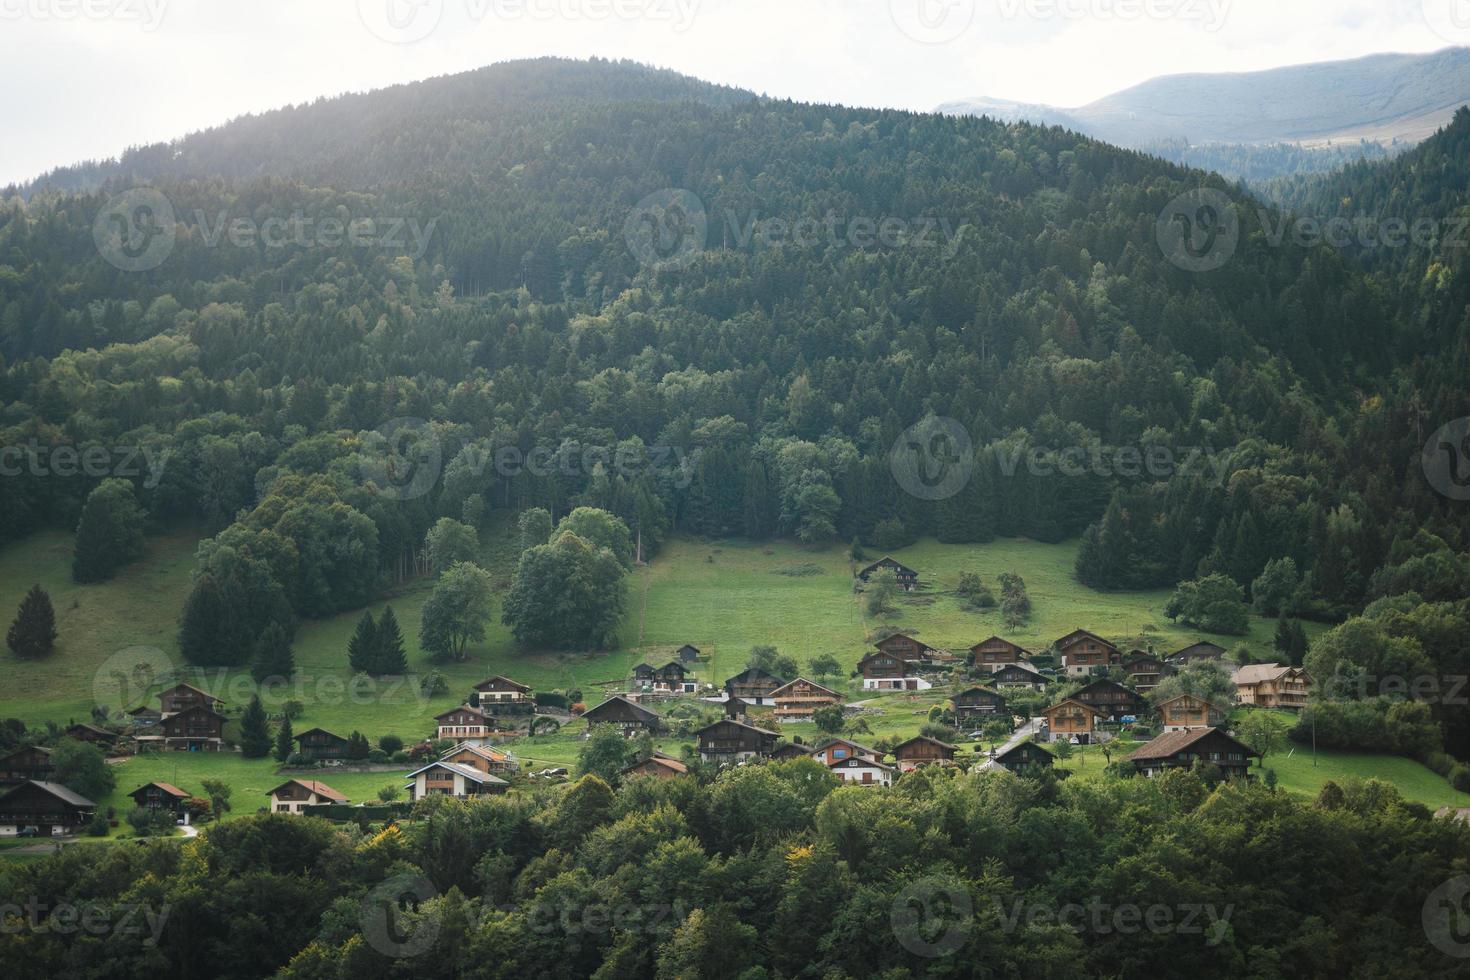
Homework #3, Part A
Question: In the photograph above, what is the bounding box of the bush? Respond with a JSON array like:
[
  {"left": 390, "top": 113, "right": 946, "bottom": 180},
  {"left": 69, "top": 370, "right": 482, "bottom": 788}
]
[
  {"left": 419, "top": 672, "right": 448, "bottom": 697},
  {"left": 871, "top": 518, "right": 912, "bottom": 551},
  {"left": 368, "top": 749, "right": 389, "bottom": 763},
  {"left": 391, "top": 750, "right": 411, "bottom": 764},
  {"left": 535, "top": 691, "right": 571, "bottom": 710},
  {"left": 1451, "top": 765, "right": 1470, "bottom": 793},
  {"left": 86, "top": 811, "right": 110, "bottom": 837},
  {"left": 378, "top": 734, "right": 404, "bottom": 754}
]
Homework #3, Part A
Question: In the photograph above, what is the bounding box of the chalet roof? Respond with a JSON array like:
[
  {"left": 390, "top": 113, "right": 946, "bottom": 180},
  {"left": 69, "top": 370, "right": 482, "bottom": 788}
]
[
  {"left": 444, "top": 743, "right": 511, "bottom": 763},
  {"left": 127, "top": 705, "right": 162, "bottom": 716},
  {"left": 66, "top": 723, "right": 118, "bottom": 738},
  {"left": 159, "top": 682, "right": 221, "bottom": 704},
  {"left": 0, "top": 781, "right": 97, "bottom": 808},
  {"left": 993, "top": 741, "right": 1052, "bottom": 764},
  {"left": 0, "top": 744, "right": 51, "bottom": 760},
  {"left": 1043, "top": 698, "right": 1105, "bottom": 718},
  {"left": 165, "top": 703, "right": 226, "bottom": 720},
  {"left": 293, "top": 728, "right": 348, "bottom": 743},
  {"left": 770, "top": 678, "right": 841, "bottom": 700},
  {"left": 696, "top": 718, "right": 780, "bottom": 739},
  {"left": 130, "top": 781, "right": 190, "bottom": 800},
  {"left": 1055, "top": 628, "right": 1117, "bottom": 648},
  {"left": 993, "top": 662, "right": 1046, "bottom": 679},
  {"left": 435, "top": 704, "right": 486, "bottom": 722},
  {"left": 1172, "top": 641, "right": 1226, "bottom": 659},
  {"left": 1128, "top": 728, "right": 1259, "bottom": 762},
  {"left": 1232, "top": 664, "right": 1310, "bottom": 685},
  {"left": 1124, "top": 652, "right": 1167, "bottom": 667},
  {"left": 1074, "top": 679, "right": 1143, "bottom": 698},
  {"left": 584, "top": 695, "right": 661, "bottom": 724},
  {"left": 405, "top": 761, "right": 509, "bottom": 786},
  {"left": 893, "top": 735, "right": 959, "bottom": 754},
  {"left": 677, "top": 644, "right": 700, "bottom": 653},
  {"left": 724, "top": 667, "right": 786, "bottom": 688},
  {"left": 771, "top": 743, "right": 811, "bottom": 758},
  {"left": 953, "top": 686, "right": 1006, "bottom": 700},
  {"left": 1155, "top": 693, "right": 1228, "bottom": 713},
  {"left": 828, "top": 755, "right": 895, "bottom": 772},
  {"left": 811, "top": 737, "right": 882, "bottom": 759},
  {"left": 623, "top": 755, "right": 689, "bottom": 776},
  {"left": 474, "top": 675, "right": 531, "bottom": 692},
  {"left": 860, "top": 556, "right": 916, "bottom": 577},
  {"left": 269, "top": 778, "right": 349, "bottom": 802},
  {"left": 970, "top": 635, "right": 1031, "bottom": 655}
]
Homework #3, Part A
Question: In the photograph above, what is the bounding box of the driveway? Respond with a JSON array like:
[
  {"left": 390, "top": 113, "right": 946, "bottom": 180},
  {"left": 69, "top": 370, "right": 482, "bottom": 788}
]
[{"left": 975, "top": 717, "right": 1043, "bottom": 770}]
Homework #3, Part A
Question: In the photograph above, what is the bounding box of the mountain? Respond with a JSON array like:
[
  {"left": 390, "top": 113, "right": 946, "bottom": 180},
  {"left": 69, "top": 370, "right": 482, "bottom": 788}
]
[{"left": 940, "top": 48, "right": 1470, "bottom": 178}]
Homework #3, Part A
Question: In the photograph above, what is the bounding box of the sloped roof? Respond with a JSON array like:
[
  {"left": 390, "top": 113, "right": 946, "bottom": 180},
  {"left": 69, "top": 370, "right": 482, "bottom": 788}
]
[
  {"left": 130, "top": 781, "right": 190, "bottom": 799},
  {"left": 405, "top": 761, "right": 508, "bottom": 786},
  {"left": 1128, "top": 728, "right": 1258, "bottom": 761},
  {"left": 770, "top": 678, "right": 841, "bottom": 700},
  {"left": 269, "top": 779, "right": 348, "bottom": 802},
  {"left": 623, "top": 755, "right": 688, "bottom": 776},
  {"left": 893, "top": 735, "right": 959, "bottom": 754},
  {"left": 0, "top": 781, "right": 97, "bottom": 808},
  {"left": 1232, "top": 664, "right": 1309, "bottom": 685},
  {"left": 584, "top": 695, "right": 660, "bottom": 724}
]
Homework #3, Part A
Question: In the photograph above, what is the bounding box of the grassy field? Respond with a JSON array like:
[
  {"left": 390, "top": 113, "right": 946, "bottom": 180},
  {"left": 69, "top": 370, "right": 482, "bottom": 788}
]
[{"left": 1, "top": 526, "right": 1461, "bottom": 820}]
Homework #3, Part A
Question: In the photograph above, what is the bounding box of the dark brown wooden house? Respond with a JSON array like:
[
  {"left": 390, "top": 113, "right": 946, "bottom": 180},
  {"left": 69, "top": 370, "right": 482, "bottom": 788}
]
[
  {"left": 128, "top": 781, "right": 191, "bottom": 814},
  {"left": 892, "top": 735, "right": 958, "bottom": 772},
  {"left": 293, "top": 728, "right": 351, "bottom": 761},
  {"left": 158, "top": 682, "right": 223, "bottom": 715},
  {"left": 1129, "top": 728, "right": 1258, "bottom": 779},
  {"left": 0, "top": 781, "right": 97, "bottom": 836},
  {"left": 473, "top": 676, "right": 534, "bottom": 717},
  {"left": 1072, "top": 679, "right": 1150, "bottom": 722},
  {"left": 435, "top": 705, "right": 492, "bottom": 744},
  {"left": 1169, "top": 641, "right": 1227, "bottom": 666},
  {"left": 770, "top": 743, "right": 811, "bottom": 761},
  {"left": 970, "top": 636, "right": 1032, "bottom": 670},
  {"left": 632, "top": 662, "right": 692, "bottom": 693},
  {"left": 991, "top": 663, "right": 1048, "bottom": 690},
  {"left": 723, "top": 667, "right": 786, "bottom": 705},
  {"left": 1122, "top": 653, "right": 1176, "bottom": 693},
  {"left": 160, "top": 704, "right": 226, "bottom": 751},
  {"left": 582, "top": 696, "right": 661, "bottom": 735},
  {"left": 992, "top": 741, "right": 1061, "bottom": 776},
  {"left": 1055, "top": 629, "right": 1123, "bottom": 677},
  {"left": 951, "top": 686, "right": 1009, "bottom": 725},
  {"left": 874, "top": 633, "right": 954, "bottom": 665},
  {"left": 621, "top": 752, "right": 689, "bottom": 779},
  {"left": 696, "top": 719, "right": 780, "bottom": 762},
  {"left": 858, "top": 556, "right": 919, "bottom": 591},
  {"left": 0, "top": 745, "right": 54, "bottom": 786},
  {"left": 676, "top": 644, "right": 702, "bottom": 663},
  {"left": 65, "top": 723, "right": 120, "bottom": 746},
  {"left": 770, "top": 678, "right": 842, "bottom": 721}
]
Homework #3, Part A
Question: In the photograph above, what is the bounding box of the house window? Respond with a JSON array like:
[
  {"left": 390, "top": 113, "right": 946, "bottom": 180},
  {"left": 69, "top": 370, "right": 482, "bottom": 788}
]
[{"left": 834, "top": 749, "right": 847, "bottom": 759}]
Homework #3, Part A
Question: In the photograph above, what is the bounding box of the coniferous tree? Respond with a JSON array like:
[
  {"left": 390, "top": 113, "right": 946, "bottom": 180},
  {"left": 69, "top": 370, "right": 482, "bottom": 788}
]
[
  {"left": 347, "top": 611, "right": 378, "bottom": 674},
  {"left": 274, "top": 713, "right": 294, "bottom": 763},
  {"left": 741, "top": 457, "right": 775, "bottom": 539},
  {"left": 7, "top": 584, "right": 58, "bottom": 659},
  {"left": 72, "top": 479, "right": 147, "bottom": 583},
  {"left": 374, "top": 606, "right": 408, "bottom": 675},
  {"left": 178, "top": 574, "right": 230, "bottom": 667},
  {"left": 250, "top": 621, "right": 295, "bottom": 683},
  {"left": 239, "top": 695, "right": 273, "bottom": 758}
]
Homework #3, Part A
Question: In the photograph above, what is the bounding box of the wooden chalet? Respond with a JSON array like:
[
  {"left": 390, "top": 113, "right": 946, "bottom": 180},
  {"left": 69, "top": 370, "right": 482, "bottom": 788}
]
[
  {"left": 293, "top": 728, "right": 351, "bottom": 761},
  {"left": 160, "top": 704, "right": 226, "bottom": 752},
  {"left": 158, "top": 682, "right": 223, "bottom": 715},
  {"left": 126, "top": 705, "right": 162, "bottom": 730},
  {"left": 951, "top": 686, "right": 1008, "bottom": 725},
  {"left": 1055, "top": 630, "right": 1123, "bottom": 677},
  {"left": 404, "top": 762, "right": 508, "bottom": 802},
  {"left": 696, "top": 719, "right": 780, "bottom": 762},
  {"left": 1129, "top": 728, "right": 1258, "bottom": 779},
  {"left": 65, "top": 723, "right": 120, "bottom": 746},
  {"left": 771, "top": 678, "right": 842, "bottom": 721},
  {"left": 676, "top": 644, "right": 702, "bottom": 664},
  {"left": 771, "top": 743, "right": 812, "bottom": 761},
  {"left": 473, "top": 676, "right": 534, "bottom": 717},
  {"left": 1042, "top": 699, "right": 1108, "bottom": 745},
  {"left": 1157, "top": 694, "right": 1229, "bottom": 732},
  {"left": 892, "top": 735, "right": 958, "bottom": 772},
  {"left": 858, "top": 556, "right": 919, "bottom": 591},
  {"left": 827, "top": 755, "right": 895, "bottom": 786},
  {"left": 436, "top": 705, "right": 492, "bottom": 745},
  {"left": 1122, "top": 653, "right": 1176, "bottom": 693},
  {"left": 991, "top": 740, "right": 1060, "bottom": 776},
  {"left": 441, "top": 743, "right": 517, "bottom": 773},
  {"left": 723, "top": 667, "right": 786, "bottom": 705},
  {"left": 1072, "top": 679, "right": 1150, "bottom": 722},
  {"left": 0, "top": 745, "right": 54, "bottom": 786},
  {"left": 621, "top": 752, "right": 689, "bottom": 779},
  {"left": 128, "top": 781, "right": 190, "bottom": 814},
  {"left": 0, "top": 781, "right": 97, "bottom": 837},
  {"left": 1233, "top": 664, "right": 1312, "bottom": 709},
  {"left": 874, "top": 633, "right": 955, "bottom": 665},
  {"left": 858, "top": 651, "right": 932, "bottom": 691},
  {"left": 632, "top": 662, "right": 694, "bottom": 694},
  {"left": 809, "top": 738, "right": 883, "bottom": 767},
  {"left": 723, "top": 697, "right": 751, "bottom": 721},
  {"left": 1170, "top": 641, "right": 1227, "bottom": 666},
  {"left": 582, "top": 696, "right": 661, "bottom": 735},
  {"left": 269, "top": 779, "right": 349, "bottom": 814},
  {"left": 990, "top": 663, "right": 1048, "bottom": 691},
  {"left": 970, "top": 636, "right": 1031, "bottom": 671}
]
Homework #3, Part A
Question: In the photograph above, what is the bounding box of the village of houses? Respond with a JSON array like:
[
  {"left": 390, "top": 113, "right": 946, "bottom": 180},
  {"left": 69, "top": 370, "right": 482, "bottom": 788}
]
[{"left": 0, "top": 557, "right": 1316, "bottom": 838}]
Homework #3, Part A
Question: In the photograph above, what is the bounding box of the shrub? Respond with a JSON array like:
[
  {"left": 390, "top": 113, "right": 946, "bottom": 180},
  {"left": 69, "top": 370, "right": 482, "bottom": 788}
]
[
  {"left": 86, "top": 811, "right": 110, "bottom": 837},
  {"left": 378, "top": 734, "right": 404, "bottom": 754},
  {"left": 1451, "top": 765, "right": 1470, "bottom": 793},
  {"left": 368, "top": 749, "right": 389, "bottom": 763}
]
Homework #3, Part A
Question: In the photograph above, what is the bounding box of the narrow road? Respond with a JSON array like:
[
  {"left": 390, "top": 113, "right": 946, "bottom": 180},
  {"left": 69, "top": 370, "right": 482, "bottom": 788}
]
[{"left": 975, "top": 717, "right": 1043, "bottom": 770}]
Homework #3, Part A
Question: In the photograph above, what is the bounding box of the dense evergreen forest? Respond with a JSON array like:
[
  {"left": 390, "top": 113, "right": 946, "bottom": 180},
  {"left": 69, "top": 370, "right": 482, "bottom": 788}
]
[{"left": 1, "top": 58, "right": 1468, "bottom": 752}]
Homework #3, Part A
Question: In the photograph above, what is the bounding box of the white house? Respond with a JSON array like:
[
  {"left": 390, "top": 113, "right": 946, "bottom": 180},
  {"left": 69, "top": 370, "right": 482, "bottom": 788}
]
[
  {"left": 267, "top": 779, "right": 347, "bottom": 814},
  {"left": 404, "top": 761, "right": 510, "bottom": 801},
  {"left": 825, "top": 756, "right": 895, "bottom": 787}
]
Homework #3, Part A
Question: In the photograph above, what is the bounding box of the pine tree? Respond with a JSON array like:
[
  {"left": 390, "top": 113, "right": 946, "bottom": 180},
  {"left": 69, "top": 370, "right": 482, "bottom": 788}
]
[
  {"left": 374, "top": 606, "right": 407, "bottom": 675},
  {"left": 274, "top": 713, "right": 294, "bottom": 763},
  {"left": 178, "top": 574, "right": 230, "bottom": 666},
  {"left": 347, "top": 610, "right": 377, "bottom": 674},
  {"left": 1274, "top": 616, "right": 1294, "bottom": 659},
  {"left": 239, "top": 695, "right": 273, "bottom": 758},
  {"left": 7, "top": 584, "right": 58, "bottom": 659},
  {"left": 72, "top": 479, "right": 147, "bottom": 583},
  {"left": 250, "top": 621, "right": 295, "bottom": 683},
  {"left": 742, "top": 457, "right": 775, "bottom": 539}
]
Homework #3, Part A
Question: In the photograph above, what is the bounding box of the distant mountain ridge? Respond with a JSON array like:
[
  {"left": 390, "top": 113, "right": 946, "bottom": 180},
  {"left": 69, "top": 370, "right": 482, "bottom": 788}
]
[{"left": 939, "top": 48, "right": 1470, "bottom": 174}]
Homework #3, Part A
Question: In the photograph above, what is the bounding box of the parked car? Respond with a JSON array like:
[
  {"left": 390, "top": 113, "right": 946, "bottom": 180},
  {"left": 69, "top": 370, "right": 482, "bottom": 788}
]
[{"left": 16, "top": 826, "right": 41, "bottom": 838}]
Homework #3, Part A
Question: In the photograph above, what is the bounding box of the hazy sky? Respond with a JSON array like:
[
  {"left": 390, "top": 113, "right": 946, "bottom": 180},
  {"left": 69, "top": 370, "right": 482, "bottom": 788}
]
[{"left": 2, "top": 0, "right": 1465, "bottom": 185}]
